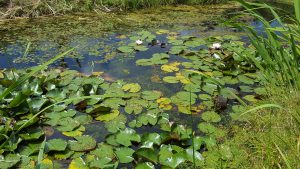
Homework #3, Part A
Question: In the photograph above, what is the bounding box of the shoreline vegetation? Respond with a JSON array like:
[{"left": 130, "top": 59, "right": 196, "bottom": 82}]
[
  {"left": 0, "top": 0, "right": 299, "bottom": 168},
  {"left": 0, "top": 0, "right": 229, "bottom": 19}
]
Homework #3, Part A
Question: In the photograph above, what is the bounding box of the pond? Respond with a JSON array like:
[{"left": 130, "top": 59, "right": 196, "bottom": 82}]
[{"left": 0, "top": 4, "right": 267, "bottom": 169}]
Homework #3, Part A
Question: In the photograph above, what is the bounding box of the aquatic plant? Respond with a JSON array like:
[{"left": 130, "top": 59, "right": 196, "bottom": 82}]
[{"left": 229, "top": 0, "right": 300, "bottom": 90}]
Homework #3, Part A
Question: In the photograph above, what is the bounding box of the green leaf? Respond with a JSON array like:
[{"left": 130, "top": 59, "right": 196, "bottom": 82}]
[
  {"left": 142, "top": 91, "right": 162, "bottom": 100},
  {"left": 135, "top": 162, "right": 155, "bottom": 169},
  {"left": 68, "top": 135, "right": 96, "bottom": 152},
  {"left": 118, "top": 46, "right": 134, "bottom": 53},
  {"left": 45, "top": 139, "right": 67, "bottom": 152},
  {"left": 19, "top": 128, "right": 44, "bottom": 140},
  {"left": 56, "top": 117, "right": 80, "bottom": 132},
  {"left": 116, "top": 128, "right": 141, "bottom": 146},
  {"left": 125, "top": 98, "right": 148, "bottom": 114},
  {"left": 0, "top": 154, "right": 21, "bottom": 169},
  {"left": 141, "top": 133, "right": 161, "bottom": 149},
  {"left": 135, "top": 148, "right": 158, "bottom": 163},
  {"left": 201, "top": 111, "right": 221, "bottom": 123},
  {"left": 115, "top": 147, "right": 135, "bottom": 163},
  {"left": 69, "top": 157, "right": 88, "bottom": 169},
  {"left": 105, "top": 114, "right": 127, "bottom": 133},
  {"left": 122, "top": 83, "right": 141, "bottom": 93},
  {"left": 96, "top": 109, "right": 120, "bottom": 121},
  {"left": 163, "top": 76, "right": 179, "bottom": 84}
]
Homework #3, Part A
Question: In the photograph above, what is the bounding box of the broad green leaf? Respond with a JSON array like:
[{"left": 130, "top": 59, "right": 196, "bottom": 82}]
[
  {"left": 116, "top": 128, "right": 141, "bottom": 146},
  {"left": 45, "top": 139, "right": 67, "bottom": 152},
  {"left": 68, "top": 136, "right": 96, "bottom": 152},
  {"left": 115, "top": 147, "right": 135, "bottom": 163},
  {"left": 201, "top": 111, "right": 221, "bottom": 123},
  {"left": 69, "top": 157, "right": 88, "bottom": 169},
  {"left": 96, "top": 110, "right": 120, "bottom": 121},
  {"left": 122, "top": 83, "right": 141, "bottom": 93}
]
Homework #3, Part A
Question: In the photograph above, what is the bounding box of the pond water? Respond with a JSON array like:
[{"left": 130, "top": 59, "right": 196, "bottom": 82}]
[{"left": 0, "top": 4, "right": 266, "bottom": 169}]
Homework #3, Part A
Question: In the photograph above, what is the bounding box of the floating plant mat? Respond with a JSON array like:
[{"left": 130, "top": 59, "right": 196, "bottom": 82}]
[{"left": 0, "top": 29, "right": 267, "bottom": 169}]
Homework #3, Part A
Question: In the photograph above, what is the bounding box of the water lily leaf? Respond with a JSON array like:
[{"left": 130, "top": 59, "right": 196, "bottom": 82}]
[
  {"left": 135, "top": 148, "right": 158, "bottom": 163},
  {"left": 161, "top": 62, "right": 180, "bottom": 73},
  {"left": 69, "top": 157, "right": 88, "bottom": 169},
  {"left": 39, "top": 158, "right": 53, "bottom": 169},
  {"left": 122, "top": 83, "right": 141, "bottom": 93},
  {"left": 9, "top": 92, "right": 27, "bottom": 108},
  {"left": 185, "top": 149, "right": 203, "bottom": 165},
  {"left": 117, "top": 46, "right": 134, "bottom": 53},
  {"left": 169, "top": 46, "right": 186, "bottom": 55},
  {"left": 201, "top": 111, "right": 221, "bottom": 123},
  {"left": 221, "top": 76, "right": 239, "bottom": 85},
  {"left": 90, "top": 143, "right": 114, "bottom": 159},
  {"left": 19, "top": 142, "right": 41, "bottom": 156},
  {"left": 159, "top": 145, "right": 186, "bottom": 168},
  {"left": 184, "top": 83, "right": 201, "bottom": 92},
  {"left": 19, "top": 128, "right": 44, "bottom": 140},
  {"left": 116, "top": 128, "right": 141, "bottom": 146},
  {"left": 198, "top": 122, "right": 225, "bottom": 138},
  {"left": 45, "top": 139, "right": 67, "bottom": 152},
  {"left": 171, "top": 91, "right": 197, "bottom": 106},
  {"left": 199, "top": 94, "right": 212, "bottom": 101},
  {"left": 134, "top": 46, "right": 148, "bottom": 51},
  {"left": 45, "top": 110, "right": 77, "bottom": 126},
  {"left": 27, "top": 97, "right": 48, "bottom": 112},
  {"left": 202, "top": 83, "right": 218, "bottom": 95},
  {"left": 136, "top": 112, "right": 158, "bottom": 127},
  {"left": 243, "top": 95, "right": 258, "bottom": 103},
  {"left": 157, "top": 97, "right": 172, "bottom": 110},
  {"left": 169, "top": 39, "right": 184, "bottom": 45},
  {"left": 54, "top": 150, "right": 74, "bottom": 160},
  {"left": 175, "top": 73, "right": 190, "bottom": 84},
  {"left": 141, "top": 133, "right": 161, "bottom": 149},
  {"left": 62, "top": 125, "right": 85, "bottom": 137},
  {"left": 173, "top": 125, "right": 192, "bottom": 139},
  {"left": 68, "top": 135, "right": 96, "bottom": 152},
  {"left": 105, "top": 114, "right": 127, "bottom": 133},
  {"left": 125, "top": 98, "right": 148, "bottom": 114},
  {"left": 89, "top": 157, "right": 113, "bottom": 168},
  {"left": 96, "top": 109, "right": 120, "bottom": 121},
  {"left": 238, "top": 75, "right": 254, "bottom": 85},
  {"left": 74, "top": 115, "right": 93, "bottom": 125},
  {"left": 156, "top": 29, "right": 170, "bottom": 34},
  {"left": 101, "top": 98, "right": 126, "bottom": 109},
  {"left": 135, "top": 162, "right": 155, "bottom": 169},
  {"left": 136, "top": 53, "right": 170, "bottom": 66},
  {"left": 56, "top": 117, "right": 80, "bottom": 132},
  {"left": 142, "top": 91, "right": 162, "bottom": 100},
  {"left": 163, "top": 76, "right": 179, "bottom": 84},
  {"left": 254, "top": 87, "right": 267, "bottom": 95},
  {"left": 115, "top": 147, "right": 135, "bottom": 163},
  {"left": 239, "top": 85, "right": 253, "bottom": 93},
  {"left": 0, "top": 154, "right": 20, "bottom": 169}
]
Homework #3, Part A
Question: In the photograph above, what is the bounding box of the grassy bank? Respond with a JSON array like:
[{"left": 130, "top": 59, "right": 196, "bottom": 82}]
[
  {"left": 0, "top": 0, "right": 228, "bottom": 18},
  {"left": 228, "top": 89, "right": 300, "bottom": 168}
]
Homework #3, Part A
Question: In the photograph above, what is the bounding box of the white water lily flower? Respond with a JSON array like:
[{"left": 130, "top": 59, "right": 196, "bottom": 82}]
[
  {"left": 212, "top": 43, "right": 221, "bottom": 49},
  {"left": 212, "top": 53, "right": 221, "bottom": 59},
  {"left": 136, "top": 39, "right": 143, "bottom": 45}
]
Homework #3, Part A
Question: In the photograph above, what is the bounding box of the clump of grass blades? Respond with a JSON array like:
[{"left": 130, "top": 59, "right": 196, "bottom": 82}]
[
  {"left": 230, "top": 0, "right": 300, "bottom": 90},
  {"left": 229, "top": 88, "right": 300, "bottom": 169},
  {"left": 0, "top": 0, "right": 229, "bottom": 18}
]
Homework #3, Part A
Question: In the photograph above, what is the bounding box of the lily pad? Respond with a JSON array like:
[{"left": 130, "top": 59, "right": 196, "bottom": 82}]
[
  {"left": 115, "top": 147, "right": 135, "bottom": 163},
  {"left": 45, "top": 139, "right": 68, "bottom": 152},
  {"left": 68, "top": 135, "right": 96, "bottom": 152},
  {"left": 69, "top": 157, "right": 88, "bottom": 169},
  {"left": 201, "top": 111, "right": 221, "bottom": 123},
  {"left": 96, "top": 109, "right": 120, "bottom": 121},
  {"left": 105, "top": 114, "right": 127, "bottom": 133},
  {"left": 142, "top": 91, "right": 162, "bottom": 100},
  {"left": 116, "top": 128, "right": 141, "bottom": 146},
  {"left": 117, "top": 46, "right": 134, "bottom": 53},
  {"left": 122, "top": 83, "right": 141, "bottom": 93}
]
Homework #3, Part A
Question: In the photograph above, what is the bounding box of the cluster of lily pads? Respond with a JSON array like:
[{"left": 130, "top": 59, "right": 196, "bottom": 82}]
[{"left": 0, "top": 29, "right": 267, "bottom": 169}]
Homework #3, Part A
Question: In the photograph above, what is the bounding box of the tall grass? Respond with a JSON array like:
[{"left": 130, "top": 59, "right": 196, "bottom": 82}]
[
  {"left": 0, "top": 0, "right": 228, "bottom": 18},
  {"left": 231, "top": 0, "right": 300, "bottom": 90}
]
